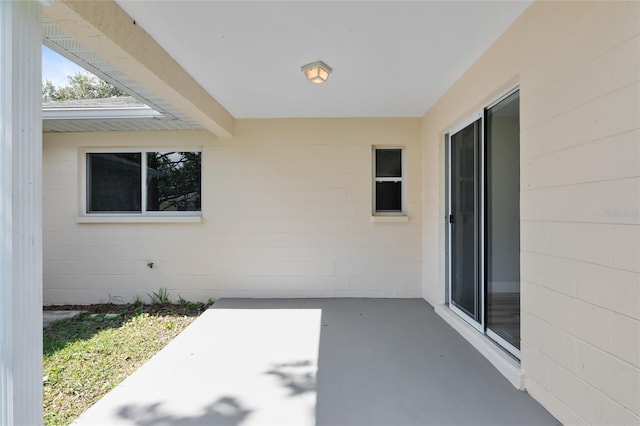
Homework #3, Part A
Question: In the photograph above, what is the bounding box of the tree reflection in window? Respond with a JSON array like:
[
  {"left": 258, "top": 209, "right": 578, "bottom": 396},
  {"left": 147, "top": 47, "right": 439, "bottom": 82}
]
[{"left": 146, "top": 151, "right": 201, "bottom": 212}]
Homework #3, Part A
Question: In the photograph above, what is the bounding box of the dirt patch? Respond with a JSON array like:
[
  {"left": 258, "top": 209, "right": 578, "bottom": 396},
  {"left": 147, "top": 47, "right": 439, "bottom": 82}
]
[{"left": 44, "top": 302, "right": 211, "bottom": 317}]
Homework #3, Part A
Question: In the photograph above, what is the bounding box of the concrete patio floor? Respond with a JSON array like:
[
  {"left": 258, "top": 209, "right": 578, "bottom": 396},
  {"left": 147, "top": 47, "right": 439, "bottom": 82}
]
[{"left": 73, "top": 298, "right": 559, "bottom": 426}]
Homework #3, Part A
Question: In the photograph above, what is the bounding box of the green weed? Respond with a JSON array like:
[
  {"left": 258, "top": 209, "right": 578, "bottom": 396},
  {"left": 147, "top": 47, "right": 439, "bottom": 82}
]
[{"left": 147, "top": 288, "right": 171, "bottom": 304}]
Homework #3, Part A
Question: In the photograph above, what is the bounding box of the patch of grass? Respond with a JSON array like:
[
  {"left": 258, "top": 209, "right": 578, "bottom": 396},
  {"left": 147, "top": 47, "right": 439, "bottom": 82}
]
[{"left": 43, "top": 301, "right": 213, "bottom": 425}]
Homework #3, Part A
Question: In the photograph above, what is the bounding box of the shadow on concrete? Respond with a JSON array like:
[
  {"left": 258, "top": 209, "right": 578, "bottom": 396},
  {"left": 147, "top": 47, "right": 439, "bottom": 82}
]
[
  {"left": 115, "top": 396, "right": 251, "bottom": 426},
  {"left": 265, "top": 360, "right": 316, "bottom": 397},
  {"left": 213, "top": 298, "right": 560, "bottom": 426}
]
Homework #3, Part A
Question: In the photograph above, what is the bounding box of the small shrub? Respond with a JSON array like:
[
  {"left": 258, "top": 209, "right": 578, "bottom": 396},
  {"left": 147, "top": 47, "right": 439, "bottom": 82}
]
[
  {"left": 148, "top": 288, "right": 171, "bottom": 305},
  {"left": 131, "top": 295, "right": 144, "bottom": 314},
  {"left": 177, "top": 295, "right": 208, "bottom": 313},
  {"left": 178, "top": 295, "right": 189, "bottom": 308}
]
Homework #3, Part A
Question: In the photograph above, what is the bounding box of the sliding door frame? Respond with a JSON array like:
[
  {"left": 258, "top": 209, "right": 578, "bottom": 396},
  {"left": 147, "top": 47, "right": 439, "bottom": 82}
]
[
  {"left": 446, "top": 111, "right": 485, "bottom": 333},
  {"left": 445, "top": 86, "right": 521, "bottom": 358},
  {"left": 483, "top": 86, "right": 521, "bottom": 359}
]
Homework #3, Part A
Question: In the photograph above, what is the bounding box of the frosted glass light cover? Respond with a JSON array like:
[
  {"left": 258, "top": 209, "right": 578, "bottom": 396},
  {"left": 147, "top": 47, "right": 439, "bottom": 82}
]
[{"left": 301, "top": 61, "right": 332, "bottom": 84}]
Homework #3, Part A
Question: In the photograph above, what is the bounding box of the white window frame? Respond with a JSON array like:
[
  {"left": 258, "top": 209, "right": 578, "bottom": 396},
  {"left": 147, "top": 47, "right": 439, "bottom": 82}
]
[
  {"left": 80, "top": 147, "right": 202, "bottom": 219},
  {"left": 372, "top": 146, "right": 406, "bottom": 217}
]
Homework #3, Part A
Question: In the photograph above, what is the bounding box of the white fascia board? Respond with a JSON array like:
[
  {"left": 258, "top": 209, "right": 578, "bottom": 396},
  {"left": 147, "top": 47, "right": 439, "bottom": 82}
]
[{"left": 42, "top": 107, "right": 164, "bottom": 120}]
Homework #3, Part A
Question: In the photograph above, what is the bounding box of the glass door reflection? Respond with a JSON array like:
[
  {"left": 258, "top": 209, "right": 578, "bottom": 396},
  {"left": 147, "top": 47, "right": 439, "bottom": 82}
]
[
  {"left": 450, "top": 119, "right": 481, "bottom": 324},
  {"left": 485, "top": 91, "right": 521, "bottom": 353}
]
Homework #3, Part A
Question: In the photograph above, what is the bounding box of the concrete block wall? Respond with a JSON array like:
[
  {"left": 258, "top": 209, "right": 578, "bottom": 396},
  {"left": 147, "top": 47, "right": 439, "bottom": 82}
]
[
  {"left": 421, "top": 1, "right": 639, "bottom": 424},
  {"left": 43, "top": 118, "right": 422, "bottom": 304}
]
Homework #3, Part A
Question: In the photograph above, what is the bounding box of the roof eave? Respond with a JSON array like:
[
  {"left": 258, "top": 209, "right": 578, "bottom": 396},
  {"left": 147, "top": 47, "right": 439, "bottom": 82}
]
[{"left": 42, "top": 107, "right": 164, "bottom": 120}]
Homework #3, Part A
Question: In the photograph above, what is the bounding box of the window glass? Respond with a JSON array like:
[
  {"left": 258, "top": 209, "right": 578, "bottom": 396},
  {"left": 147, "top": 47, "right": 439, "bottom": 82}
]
[
  {"left": 375, "top": 181, "right": 402, "bottom": 212},
  {"left": 375, "top": 149, "right": 402, "bottom": 177},
  {"left": 374, "top": 147, "right": 403, "bottom": 214},
  {"left": 86, "top": 150, "right": 201, "bottom": 215},
  {"left": 147, "top": 152, "right": 201, "bottom": 212},
  {"left": 87, "top": 153, "right": 141, "bottom": 212}
]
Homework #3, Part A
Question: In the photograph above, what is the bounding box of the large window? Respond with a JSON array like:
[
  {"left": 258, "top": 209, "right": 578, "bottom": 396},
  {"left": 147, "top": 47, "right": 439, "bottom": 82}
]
[
  {"left": 373, "top": 147, "right": 404, "bottom": 214},
  {"left": 86, "top": 150, "right": 201, "bottom": 214}
]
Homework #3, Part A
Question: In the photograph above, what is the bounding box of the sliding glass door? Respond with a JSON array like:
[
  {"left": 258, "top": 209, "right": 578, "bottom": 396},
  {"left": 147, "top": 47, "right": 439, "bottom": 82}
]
[
  {"left": 485, "top": 91, "right": 520, "bottom": 354},
  {"left": 449, "top": 118, "right": 482, "bottom": 326},
  {"left": 446, "top": 89, "right": 520, "bottom": 356}
]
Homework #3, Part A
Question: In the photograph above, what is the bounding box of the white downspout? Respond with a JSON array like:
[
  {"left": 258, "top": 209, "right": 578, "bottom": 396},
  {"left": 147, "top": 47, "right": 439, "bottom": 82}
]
[{"left": 0, "top": 1, "right": 43, "bottom": 424}]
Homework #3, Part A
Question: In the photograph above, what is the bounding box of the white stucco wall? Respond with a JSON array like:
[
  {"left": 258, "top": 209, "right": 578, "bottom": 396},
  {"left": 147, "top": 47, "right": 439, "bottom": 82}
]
[
  {"left": 43, "top": 118, "right": 422, "bottom": 304},
  {"left": 421, "top": 1, "right": 639, "bottom": 424}
]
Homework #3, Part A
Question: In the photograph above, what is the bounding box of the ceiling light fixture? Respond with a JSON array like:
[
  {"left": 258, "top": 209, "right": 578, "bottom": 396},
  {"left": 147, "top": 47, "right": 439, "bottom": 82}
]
[{"left": 301, "top": 60, "right": 333, "bottom": 84}]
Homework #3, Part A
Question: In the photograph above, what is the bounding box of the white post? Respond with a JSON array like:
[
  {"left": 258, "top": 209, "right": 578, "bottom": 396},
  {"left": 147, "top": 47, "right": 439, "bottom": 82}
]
[{"left": 0, "top": 1, "right": 43, "bottom": 424}]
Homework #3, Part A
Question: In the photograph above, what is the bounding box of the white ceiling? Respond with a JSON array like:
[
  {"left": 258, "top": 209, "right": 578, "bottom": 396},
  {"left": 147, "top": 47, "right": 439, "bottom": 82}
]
[{"left": 117, "top": 1, "right": 531, "bottom": 119}]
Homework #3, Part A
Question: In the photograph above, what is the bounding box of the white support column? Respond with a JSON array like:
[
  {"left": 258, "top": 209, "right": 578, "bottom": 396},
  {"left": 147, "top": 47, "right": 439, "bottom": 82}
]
[{"left": 0, "top": 1, "right": 43, "bottom": 425}]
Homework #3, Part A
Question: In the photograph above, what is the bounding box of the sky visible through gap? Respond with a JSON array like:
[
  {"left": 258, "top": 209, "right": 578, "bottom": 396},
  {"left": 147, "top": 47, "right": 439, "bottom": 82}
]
[{"left": 42, "top": 46, "right": 87, "bottom": 87}]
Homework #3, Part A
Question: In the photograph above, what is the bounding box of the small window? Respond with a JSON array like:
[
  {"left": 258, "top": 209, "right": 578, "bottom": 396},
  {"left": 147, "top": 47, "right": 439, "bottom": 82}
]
[
  {"left": 373, "top": 147, "right": 404, "bottom": 214},
  {"left": 86, "top": 150, "right": 201, "bottom": 214}
]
